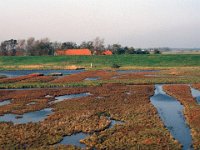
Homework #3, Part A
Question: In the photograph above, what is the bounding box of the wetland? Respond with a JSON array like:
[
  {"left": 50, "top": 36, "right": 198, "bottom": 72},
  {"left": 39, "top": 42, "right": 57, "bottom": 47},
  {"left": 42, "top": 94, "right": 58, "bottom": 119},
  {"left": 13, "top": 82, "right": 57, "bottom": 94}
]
[{"left": 0, "top": 67, "right": 200, "bottom": 149}]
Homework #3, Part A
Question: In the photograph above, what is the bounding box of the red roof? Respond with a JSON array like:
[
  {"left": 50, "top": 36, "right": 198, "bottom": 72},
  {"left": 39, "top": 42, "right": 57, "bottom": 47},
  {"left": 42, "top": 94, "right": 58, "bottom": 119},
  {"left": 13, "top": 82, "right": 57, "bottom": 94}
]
[
  {"left": 56, "top": 49, "right": 92, "bottom": 56},
  {"left": 102, "top": 50, "right": 113, "bottom": 55}
]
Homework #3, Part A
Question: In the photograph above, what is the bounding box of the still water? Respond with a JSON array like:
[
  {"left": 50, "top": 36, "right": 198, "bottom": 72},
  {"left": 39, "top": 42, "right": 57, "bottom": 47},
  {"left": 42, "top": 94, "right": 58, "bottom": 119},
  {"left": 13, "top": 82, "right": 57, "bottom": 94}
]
[
  {"left": 0, "top": 108, "right": 52, "bottom": 124},
  {"left": 0, "top": 69, "right": 84, "bottom": 77},
  {"left": 150, "top": 84, "right": 193, "bottom": 150},
  {"left": 190, "top": 87, "right": 200, "bottom": 104}
]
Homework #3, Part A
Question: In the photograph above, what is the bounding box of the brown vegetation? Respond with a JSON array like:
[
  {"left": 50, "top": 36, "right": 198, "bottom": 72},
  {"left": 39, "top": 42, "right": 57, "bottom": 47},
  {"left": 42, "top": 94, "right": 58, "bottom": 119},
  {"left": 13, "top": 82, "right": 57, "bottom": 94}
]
[
  {"left": 0, "top": 74, "right": 43, "bottom": 84},
  {"left": 51, "top": 70, "right": 117, "bottom": 83},
  {"left": 0, "top": 84, "right": 180, "bottom": 149},
  {"left": 163, "top": 84, "right": 200, "bottom": 149},
  {"left": 17, "top": 76, "right": 56, "bottom": 83}
]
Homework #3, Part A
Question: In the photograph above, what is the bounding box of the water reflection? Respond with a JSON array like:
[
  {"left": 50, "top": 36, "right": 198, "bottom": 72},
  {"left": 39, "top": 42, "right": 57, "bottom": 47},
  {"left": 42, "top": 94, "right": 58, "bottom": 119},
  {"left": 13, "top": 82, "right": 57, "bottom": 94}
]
[
  {"left": 0, "top": 100, "right": 11, "bottom": 106},
  {"left": 85, "top": 77, "right": 100, "bottom": 81},
  {"left": 53, "top": 93, "right": 91, "bottom": 103},
  {"left": 0, "top": 108, "right": 52, "bottom": 124},
  {"left": 150, "top": 85, "right": 193, "bottom": 150},
  {"left": 58, "top": 117, "right": 123, "bottom": 148},
  {"left": 0, "top": 69, "right": 84, "bottom": 77},
  {"left": 190, "top": 87, "right": 200, "bottom": 104}
]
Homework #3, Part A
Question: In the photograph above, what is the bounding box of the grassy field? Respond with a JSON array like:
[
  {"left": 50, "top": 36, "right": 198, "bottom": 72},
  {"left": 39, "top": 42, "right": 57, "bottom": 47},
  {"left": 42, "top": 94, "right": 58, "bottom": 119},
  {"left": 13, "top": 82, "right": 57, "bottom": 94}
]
[{"left": 0, "top": 54, "right": 200, "bottom": 70}]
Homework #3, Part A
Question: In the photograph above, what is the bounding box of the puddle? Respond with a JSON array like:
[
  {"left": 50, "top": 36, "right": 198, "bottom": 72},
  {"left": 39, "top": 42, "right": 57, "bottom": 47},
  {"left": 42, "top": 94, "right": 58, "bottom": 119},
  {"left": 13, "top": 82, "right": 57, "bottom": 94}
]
[
  {"left": 45, "top": 95, "right": 53, "bottom": 98},
  {"left": 126, "top": 92, "right": 131, "bottom": 95},
  {"left": 59, "top": 133, "right": 89, "bottom": 148},
  {"left": 26, "top": 102, "right": 36, "bottom": 106},
  {"left": 150, "top": 85, "right": 193, "bottom": 150},
  {"left": 53, "top": 93, "right": 91, "bottom": 103},
  {"left": 111, "top": 75, "right": 119, "bottom": 79},
  {"left": 190, "top": 87, "right": 200, "bottom": 104},
  {"left": 0, "top": 100, "right": 11, "bottom": 106},
  {"left": 0, "top": 108, "right": 52, "bottom": 124},
  {"left": 58, "top": 117, "right": 123, "bottom": 148},
  {"left": 96, "top": 96, "right": 104, "bottom": 99},
  {"left": 117, "top": 70, "right": 160, "bottom": 74},
  {"left": 109, "top": 118, "right": 124, "bottom": 128},
  {"left": 85, "top": 77, "right": 100, "bottom": 81}
]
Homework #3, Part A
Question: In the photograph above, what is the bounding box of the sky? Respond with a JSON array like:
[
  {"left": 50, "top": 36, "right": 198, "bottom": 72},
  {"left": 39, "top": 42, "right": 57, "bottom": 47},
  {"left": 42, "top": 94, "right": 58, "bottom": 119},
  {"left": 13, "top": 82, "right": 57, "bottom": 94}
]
[{"left": 0, "top": 0, "right": 200, "bottom": 48}]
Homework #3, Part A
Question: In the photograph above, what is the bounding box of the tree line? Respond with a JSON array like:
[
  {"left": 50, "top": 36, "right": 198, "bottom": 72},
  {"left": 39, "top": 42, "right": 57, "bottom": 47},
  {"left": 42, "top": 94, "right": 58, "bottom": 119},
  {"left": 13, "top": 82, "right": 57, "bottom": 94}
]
[{"left": 0, "top": 37, "right": 161, "bottom": 56}]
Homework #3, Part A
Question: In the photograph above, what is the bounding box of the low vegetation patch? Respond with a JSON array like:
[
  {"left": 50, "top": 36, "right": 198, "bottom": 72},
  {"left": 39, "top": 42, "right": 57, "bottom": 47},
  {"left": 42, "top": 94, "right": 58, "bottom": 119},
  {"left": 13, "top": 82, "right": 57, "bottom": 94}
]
[
  {"left": 163, "top": 85, "right": 200, "bottom": 149},
  {"left": 0, "top": 84, "right": 180, "bottom": 149}
]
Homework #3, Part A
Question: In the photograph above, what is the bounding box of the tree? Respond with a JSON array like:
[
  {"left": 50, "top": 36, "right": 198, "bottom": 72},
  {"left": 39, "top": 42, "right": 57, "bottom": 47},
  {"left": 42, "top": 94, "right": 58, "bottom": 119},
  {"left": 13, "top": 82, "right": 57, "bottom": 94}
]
[
  {"left": 80, "top": 41, "right": 94, "bottom": 49},
  {"left": 154, "top": 49, "right": 161, "bottom": 54},
  {"left": 0, "top": 39, "right": 17, "bottom": 56},
  {"left": 109, "top": 44, "right": 123, "bottom": 54},
  {"left": 0, "top": 42, "right": 7, "bottom": 56},
  {"left": 92, "top": 37, "right": 105, "bottom": 51},
  {"left": 61, "top": 42, "right": 77, "bottom": 50},
  {"left": 51, "top": 42, "right": 62, "bottom": 50},
  {"left": 126, "top": 47, "right": 135, "bottom": 54},
  {"left": 26, "top": 37, "right": 36, "bottom": 56},
  {"left": 9, "top": 39, "right": 17, "bottom": 56},
  {"left": 37, "top": 38, "right": 52, "bottom": 56},
  {"left": 16, "top": 39, "right": 26, "bottom": 56},
  {"left": 135, "top": 48, "right": 150, "bottom": 54},
  {"left": 25, "top": 37, "right": 53, "bottom": 56}
]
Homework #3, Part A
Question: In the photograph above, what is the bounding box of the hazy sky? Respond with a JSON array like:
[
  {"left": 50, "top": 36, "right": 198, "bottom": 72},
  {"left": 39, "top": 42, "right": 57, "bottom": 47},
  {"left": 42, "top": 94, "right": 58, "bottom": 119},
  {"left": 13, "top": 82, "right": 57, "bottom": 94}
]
[{"left": 0, "top": 0, "right": 200, "bottom": 48}]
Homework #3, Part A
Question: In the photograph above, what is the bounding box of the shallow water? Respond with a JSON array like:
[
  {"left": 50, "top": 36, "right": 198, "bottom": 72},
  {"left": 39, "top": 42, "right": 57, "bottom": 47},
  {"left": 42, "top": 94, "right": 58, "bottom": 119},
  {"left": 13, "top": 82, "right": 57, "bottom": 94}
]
[
  {"left": 0, "top": 100, "right": 11, "bottom": 106},
  {"left": 190, "top": 87, "right": 200, "bottom": 104},
  {"left": 117, "top": 70, "right": 160, "bottom": 74},
  {"left": 85, "top": 77, "right": 100, "bottom": 81},
  {"left": 109, "top": 118, "right": 123, "bottom": 128},
  {"left": 0, "top": 108, "right": 52, "bottom": 124},
  {"left": 53, "top": 93, "right": 91, "bottom": 103},
  {"left": 150, "top": 85, "right": 193, "bottom": 150},
  {"left": 26, "top": 102, "right": 36, "bottom": 106},
  {"left": 59, "top": 117, "right": 123, "bottom": 148},
  {"left": 0, "top": 69, "right": 84, "bottom": 77},
  {"left": 59, "top": 133, "right": 89, "bottom": 148}
]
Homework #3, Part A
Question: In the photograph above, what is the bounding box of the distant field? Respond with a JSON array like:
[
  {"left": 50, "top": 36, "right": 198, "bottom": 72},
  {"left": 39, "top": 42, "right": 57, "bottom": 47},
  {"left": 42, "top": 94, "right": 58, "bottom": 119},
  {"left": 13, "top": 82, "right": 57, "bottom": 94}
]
[{"left": 0, "top": 54, "right": 200, "bottom": 70}]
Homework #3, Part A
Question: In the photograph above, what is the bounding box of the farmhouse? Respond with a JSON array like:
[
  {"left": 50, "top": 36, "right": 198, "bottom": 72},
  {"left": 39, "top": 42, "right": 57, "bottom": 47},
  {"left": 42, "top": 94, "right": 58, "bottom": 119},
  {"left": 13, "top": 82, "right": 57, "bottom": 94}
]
[
  {"left": 55, "top": 49, "right": 92, "bottom": 56},
  {"left": 102, "top": 50, "right": 113, "bottom": 55}
]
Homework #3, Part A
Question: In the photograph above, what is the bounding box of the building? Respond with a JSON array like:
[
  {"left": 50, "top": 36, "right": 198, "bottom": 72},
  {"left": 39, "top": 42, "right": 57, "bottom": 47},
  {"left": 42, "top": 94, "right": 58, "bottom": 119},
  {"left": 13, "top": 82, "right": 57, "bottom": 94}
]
[
  {"left": 102, "top": 50, "right": 113, "bottom": 55},
  {"left": 55, "top": 49, "right": 92, "bottom": 56}
]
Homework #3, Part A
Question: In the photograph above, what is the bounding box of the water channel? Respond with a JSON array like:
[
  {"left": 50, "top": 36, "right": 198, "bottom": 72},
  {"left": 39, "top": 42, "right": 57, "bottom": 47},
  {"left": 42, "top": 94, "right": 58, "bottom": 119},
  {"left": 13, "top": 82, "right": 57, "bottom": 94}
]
[
  {"left": 0, "top": 69, "right": 85, "bottom": 77},
  {"left": 150, "top": 84, "right": 193, "bottom": 150},
  {"left": 190, "top": 87, "right": 200, "bottom": 104}
]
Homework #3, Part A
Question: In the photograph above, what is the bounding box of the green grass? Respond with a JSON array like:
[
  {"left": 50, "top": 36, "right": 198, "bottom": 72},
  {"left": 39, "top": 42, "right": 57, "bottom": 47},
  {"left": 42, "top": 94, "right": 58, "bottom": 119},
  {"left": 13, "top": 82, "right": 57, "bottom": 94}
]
[{"left": 0, "top": 54, "right": 200, "bottom": 70}]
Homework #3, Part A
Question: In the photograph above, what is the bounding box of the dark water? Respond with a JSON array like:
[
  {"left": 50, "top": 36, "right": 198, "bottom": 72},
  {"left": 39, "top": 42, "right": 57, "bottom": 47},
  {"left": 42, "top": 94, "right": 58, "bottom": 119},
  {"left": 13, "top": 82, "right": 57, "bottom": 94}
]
[
  {"left": 85, "top": 77, "right": 100, "bottom": 81},
  {"left": 117, "top": 70, "right": 160, "bottom": 74},
  {"left": 190, "top": 87, "right": 200, "bottom": 104},
  {"left": 0, "top": 69, "right": 84, "bottom": 77},
  {"left": 0, "top": 108, "right": 52, "bottom": 124},
  {"left": 0, "top": 100, "right": 11, "bottom": 106},
  {"left": 59, "top": 118, "right": 123, "bottom": 148},
  {"left": 150, "top": 85, "right": 193, "bottom": 150},
  {"left": 53, "top": 93, "right": 91, "bottom": 103}
]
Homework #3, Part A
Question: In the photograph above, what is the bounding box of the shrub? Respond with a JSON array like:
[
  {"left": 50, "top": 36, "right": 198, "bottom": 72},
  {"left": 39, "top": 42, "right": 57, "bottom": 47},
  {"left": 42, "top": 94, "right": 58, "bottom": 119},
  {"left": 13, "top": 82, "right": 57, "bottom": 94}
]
[{"left": 111, "top": 64, "right": 120, "bottom": 69}]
